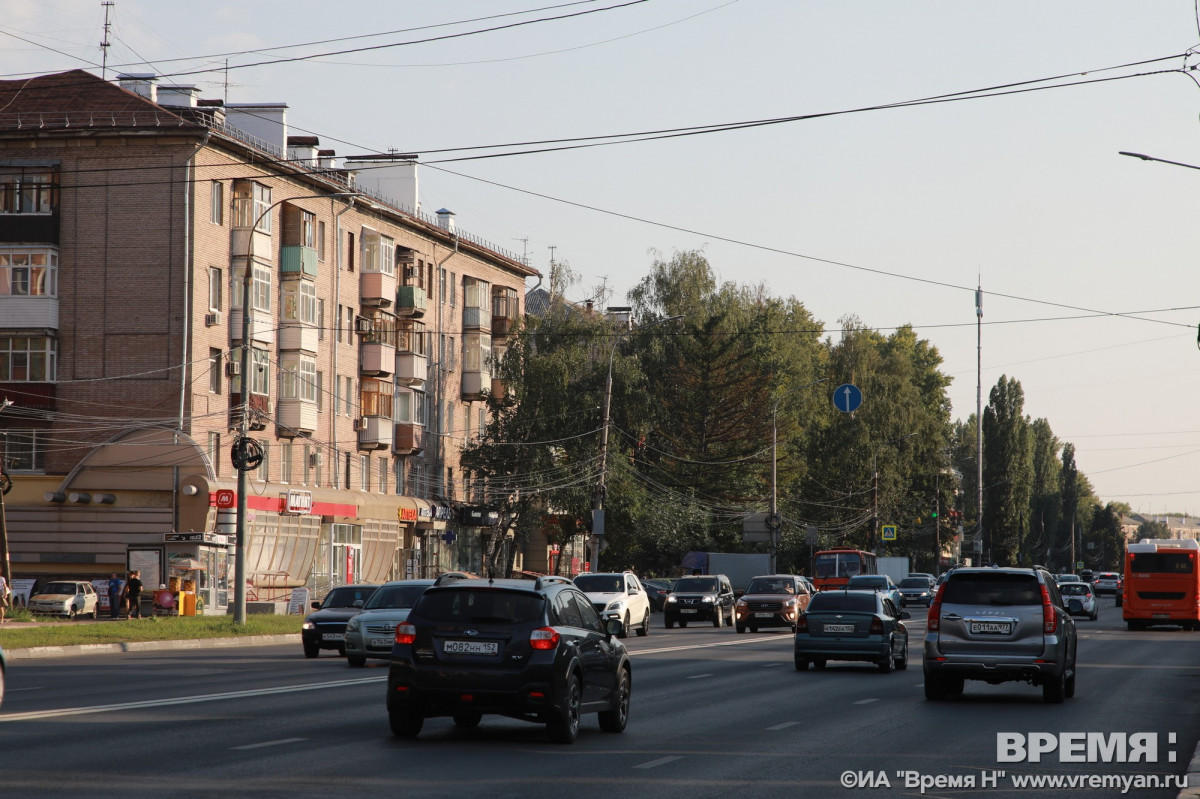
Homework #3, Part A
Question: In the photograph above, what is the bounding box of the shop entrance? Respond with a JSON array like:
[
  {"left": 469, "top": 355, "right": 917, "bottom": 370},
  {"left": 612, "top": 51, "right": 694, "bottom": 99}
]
[{"left": 331, "top": 523, "right": 362, "bottom": 584}]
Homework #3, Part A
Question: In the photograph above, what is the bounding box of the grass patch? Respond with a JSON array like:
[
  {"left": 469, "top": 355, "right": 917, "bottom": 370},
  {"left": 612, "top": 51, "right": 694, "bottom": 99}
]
[{"left": 0, "top": 612, "right": 301, "bottom": 650}]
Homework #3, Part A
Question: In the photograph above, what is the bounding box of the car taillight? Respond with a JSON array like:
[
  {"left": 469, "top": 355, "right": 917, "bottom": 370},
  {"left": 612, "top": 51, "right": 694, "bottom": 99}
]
[
  {"left": 530, "top": 627, "right": 560, "bottom": 650},
  {"left": 869, "top": 617, "right": 884, "bottom": 634},
  {"left": 395, "top": 622, "right": 416, "bottom": 645},
  {"left": 796, "top": 614, "right": 808, "bottom": 632},
  {"left": 927, "top": 585, "right": 944, "bottom": 631},
  {"left": 1041, "top": 584, "right": 1057, "bottom": 634}
]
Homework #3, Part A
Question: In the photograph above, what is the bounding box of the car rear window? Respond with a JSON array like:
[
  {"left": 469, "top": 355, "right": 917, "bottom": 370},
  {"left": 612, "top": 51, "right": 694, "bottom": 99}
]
[
  {"left": 808, "top": 592, "right": 877, "bottom": 613},
  {"left": 1060, "top": 584, "right": 1092, "bottom": 596},
  {"left": 899, "top": 578, "right": 929, "bottom": 588},
  {"left": 674, "top": 577, "right": 719, "bottom": 592},
  {"left": 364, "top": 584, "right": 428, "bottom": 610},
  {"left": 417, "top": 589, "right": 544, "bottom": 624},
  {"left": 847, "top": 577, "right": 885, "bottom": 588},
  {"left": 941, "top": 572, "right": 1041, "bottom": 605}
]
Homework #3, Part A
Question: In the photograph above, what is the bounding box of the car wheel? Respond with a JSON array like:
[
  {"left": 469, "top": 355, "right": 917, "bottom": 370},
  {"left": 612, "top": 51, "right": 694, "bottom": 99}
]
[
  {"left": 453, "top": 710, "right": 482, "bottom": 728},
  {"left": 679, "top": 621, "right": 687, "bottom": 628},
  {"left": 749, "top": 625, "right": 758, "bottom": 633},
  {"left": 878, "top": 650, "right": 894, "bottom": 674},
  {"left": 91, "top": 605, "right": 99, "bottom": 620},
  {"left": 337, "top": 646, "right": 346, "bottom": 656},
  {"left": 636, "top": 610, "right": 649, "bottom": 637},
  {"left": 303, "top": 640, "right": 320, "bottom": 659},
  {"left": 735, "top": 624, "right": 745, "bottom": 634},
  {"left": 794, "top": 656, "right": 809, "bottom": 671},
  {"left": 665, "top": 617, "right": 674, "bottom": 629},
  {"left": 68, "top": 606, "right": 78, "bottom": 620},
  {"left": 547, "top": 671, "right": 582, "bottom": 744},
  {"left": 389, "top": 707, "right": 424, "bottom": 738},
  {"left": 924, "top": 672, "right": 947, "bottom": 700},
  {"left": 812, "top": 658, "right": 826, "bottom": 670},
  {"left": 894, "top": 642, "right": 909, "bottom": 671},
  {"left": 347, "top": 654, "right": 366, "bottom": 667},
  {"left": 1065, "top": 665, "right": 1077, "bottom": 699},
  {"left": 618, "top": 613, "right": 630, "bottom": 639},
  {"left": 1090, "top": 612, "right": 1098, "bottom": 622},
  {"left": 1043, "top": 669, "right": 1067, "bottom": 704},
  {"left": 712, "top": 608, "right": 723, "bottom": 628},
  {"left": 598, "top": 667, "right": 630, "bottom": 733}
]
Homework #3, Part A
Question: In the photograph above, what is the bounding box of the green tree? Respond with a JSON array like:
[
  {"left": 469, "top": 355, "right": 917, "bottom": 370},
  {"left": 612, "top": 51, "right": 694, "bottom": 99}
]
[
  {"left": 1027, "top": 418, "right": 1062, "bottom": 567},
  {"left": 1137, "top": 519, "right": 1172, "bottom": 540},
  {"left": 982, "top": 376, "right": 1033, "bottom": 565}
]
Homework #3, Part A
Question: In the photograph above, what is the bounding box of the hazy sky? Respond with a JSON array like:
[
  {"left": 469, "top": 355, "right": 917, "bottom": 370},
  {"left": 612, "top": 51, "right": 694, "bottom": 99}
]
[{"left": 5, "top": 1, "right": 1200, "bottom": 514}]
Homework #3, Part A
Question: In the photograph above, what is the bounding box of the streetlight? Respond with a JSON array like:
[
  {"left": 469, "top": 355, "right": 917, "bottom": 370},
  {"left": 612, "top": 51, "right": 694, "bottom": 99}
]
[
  {"left": 769, "top": 378, "right": 829, "bottom": 574},
  {"left": 591, "top": 313, "right": 683, "bottom": 573},
  {"left": 1118, "top": 151, "right": 1200, "bottom": 171},
  {"left": 232, "top": 190, "right": 359, "bottom": 624}
]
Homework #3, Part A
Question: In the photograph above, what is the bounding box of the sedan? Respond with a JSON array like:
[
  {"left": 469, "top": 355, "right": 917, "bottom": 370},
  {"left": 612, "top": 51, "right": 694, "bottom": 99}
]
[
  {"left": 845, "top": 574, "right": 903, "bottom": 610},
  {"left": 344, "top": 579, "right": 435, "bottom": 667},
  {"left": 1059, "top": 582, "right": 1099, "bottom": 621},
  {"left": 1094, "top": 572, "right": 1122, "bottom": 595},
  {"left": 795, "top": 589, "right": 910, "bottom": 673},
  {"left": 301, "top": 583, "right": 380, "bottom": 658},
  {"left": 897, "top": 576, "right": 936, "bottom": 607},
  {"left": 28, "top": 579, "right": 99, "bottom": 619},
  {"left": 643, "top": 579, "right": 675, "bottom": 612}
]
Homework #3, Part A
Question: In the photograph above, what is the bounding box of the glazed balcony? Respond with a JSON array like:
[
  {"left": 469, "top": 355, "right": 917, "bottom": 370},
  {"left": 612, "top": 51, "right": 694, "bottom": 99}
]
[
  {"left": 394, "top": 423, "right": 424, "bottom": 455},
  {"left": 360, "top": 270, "right": 396, "bottom": 308},
  {"left": 357, "top": 414, "right": 391, "bottom": 451},
  {"left": 276, "top": 398, "right": 318, "bottom": 435},
  {"left": 397, "top": 285, "right": 427, "bottom": 318},
  {"left": 395, "top": 351, "right": 427, "bottom": 387}
]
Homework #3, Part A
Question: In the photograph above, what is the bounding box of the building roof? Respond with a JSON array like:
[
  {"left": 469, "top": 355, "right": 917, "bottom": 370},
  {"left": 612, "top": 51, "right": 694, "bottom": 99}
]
[{"left": 0, "top": 70, "right": 193, "bottom": 132}]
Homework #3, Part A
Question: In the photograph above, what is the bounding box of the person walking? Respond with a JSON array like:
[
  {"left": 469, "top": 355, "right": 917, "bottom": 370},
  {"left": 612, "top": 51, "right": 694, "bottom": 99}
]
[
  {"left": 107, "top": 572, "right": 123, "bottom": 619},
  {"left": 124, "top": 569, "right": 144, "bottom": 619},
  {"left": 0, "top": 572, "right": 9, "bottom": 623}
]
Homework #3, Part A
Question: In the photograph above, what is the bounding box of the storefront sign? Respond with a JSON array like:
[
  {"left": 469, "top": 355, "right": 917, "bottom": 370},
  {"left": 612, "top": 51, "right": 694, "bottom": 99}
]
[
  {"left": 433, "top": 504, "right": 455, "bottom": 521},
  {"left": 398, "top": 506, "right": 418, "bottom": 522},
  {"left": 459, "top": 506, "right": 500, "bottom": 527},
  {"left": 214, "top": 489, "right": 236, "bottom": 509},
  {"left": 418, "top": 505, "right": 433, "bottom": 519},
  {"left": 283, "top": 489, "right": 313, "bottom": 515},
  {"left": 165, "top": 531, "right": 228, "bottom": 545}
]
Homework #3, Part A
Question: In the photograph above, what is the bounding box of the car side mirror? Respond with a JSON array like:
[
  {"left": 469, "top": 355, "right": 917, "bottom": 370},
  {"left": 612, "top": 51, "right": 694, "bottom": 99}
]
[
  {"left": 352, "top": 599, "right": 364, "bottom": 608},
  {"left": 629, "top": 586, "right": 640, "bottom": 594},
  {"left": 311, "top": 600, "right": 321, "bottom": 610},
  {"left": 900, "top": 611, "right": 911, "bottom": 620},
  {"left": 604, "top": 618, "right": 623, "bottom": 638}
]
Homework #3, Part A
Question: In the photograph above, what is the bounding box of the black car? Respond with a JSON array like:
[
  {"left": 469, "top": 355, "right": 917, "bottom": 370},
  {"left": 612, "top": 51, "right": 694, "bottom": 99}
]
[
  {"left": 643, "top": 579, "right": 675, "bottom": 612},
  {"left": 663, "top": 574, "right": 735, "bottom": 628},
  {"left": 301, "top": 583, "right": 381, "bottom": 658},
  {"left": 387, "top": 576, "right": 631, "bottom": 744}
]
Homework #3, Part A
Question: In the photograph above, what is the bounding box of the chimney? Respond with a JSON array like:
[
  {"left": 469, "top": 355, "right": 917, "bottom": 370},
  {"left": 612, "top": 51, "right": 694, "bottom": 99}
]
[
  {"left": 288, "top": 136, "right": 321, "bottom": 167},
  {"left": 344, "top": 154, "right": 419, "bottom": 213},
  {"left": 116, "top": 73, "right": 158, "bottom": 103},
  {"left": 317, "top": 149, "right": 339, "bottom": 169},
  {"left": 224, "top": 102, "right": 289, "bottom": 154},
  {"left": 436, "top": 208, "right": 456, "bottom": 233},
  {"left": 157, "top": 85, "right": 199, "bottom": 108}
]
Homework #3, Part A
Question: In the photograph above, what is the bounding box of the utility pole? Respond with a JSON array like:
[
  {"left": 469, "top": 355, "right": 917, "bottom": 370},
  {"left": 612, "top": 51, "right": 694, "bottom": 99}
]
[
  {"left": 976, "top": 282, "right": 984, "bottom": 565},
  {"left": 100, "top": 1, "right": 114, "bottom": 79}
]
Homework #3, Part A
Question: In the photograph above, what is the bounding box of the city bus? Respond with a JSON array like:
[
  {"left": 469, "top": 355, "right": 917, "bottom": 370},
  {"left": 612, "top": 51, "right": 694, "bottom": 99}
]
[
  {"left": 811, "top": 548, "right": 879, "bottom": 591},
  {"left": 1123, "top": 538, "right": 1200, "bottom": 631}
]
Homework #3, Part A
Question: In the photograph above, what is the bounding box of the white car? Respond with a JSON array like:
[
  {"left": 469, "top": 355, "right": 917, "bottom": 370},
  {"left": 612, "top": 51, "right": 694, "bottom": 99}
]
[
  {"left": 573, "top": 571, "right": 651, "bottom": 638},
  {"left": 1059, "top": 582, "right": 1098, "bottom": 621},
  {"left": 29, "top": 579, "right": 99, "bottom": 619}
]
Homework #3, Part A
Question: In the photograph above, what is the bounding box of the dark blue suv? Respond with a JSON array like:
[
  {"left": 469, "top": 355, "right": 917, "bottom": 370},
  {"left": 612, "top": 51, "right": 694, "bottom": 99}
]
[{"left": 387, "top": 576, "right": 632, "bottom": 743}]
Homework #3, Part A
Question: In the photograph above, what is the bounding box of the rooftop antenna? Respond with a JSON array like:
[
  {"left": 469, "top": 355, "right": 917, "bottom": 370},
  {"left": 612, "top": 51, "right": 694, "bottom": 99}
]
[
  {"left": 516, "top": 237, "right": 530, "bottom": 267},
  {"left": 100, "top": 1, "right": 114, "bottom": 80}
]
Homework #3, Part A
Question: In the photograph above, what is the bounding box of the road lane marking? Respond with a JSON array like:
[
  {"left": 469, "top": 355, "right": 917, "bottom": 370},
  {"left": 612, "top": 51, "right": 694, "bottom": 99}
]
[
  {"left": 634, "top": 756, "right": 684, "bottom": 769},
  {"left": 0, "top": 677, "right": 384, "bottom": 722},
  {"left": 687, "top": 673, "right": 715, "bottom": 679},
  {"left": 767, "top": 721, "right": 800, "bottom": 731},
  {"left": 762, "top": 662, "right": 783, "bottom": 667},
  {"left": 631, "top": 636, "right": 790, "bottom": 657},
  {"left": 232, "top": 738, "right": 306, "bottom": 750},
  {"left": 854, "top": 698, "right": 879, "bottom": 705}
]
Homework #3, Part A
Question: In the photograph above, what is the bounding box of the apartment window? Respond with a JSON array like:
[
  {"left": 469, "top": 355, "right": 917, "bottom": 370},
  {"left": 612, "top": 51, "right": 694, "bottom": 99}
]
[
  {"left": 208, "top": 267, "right": 221, "bottom": 311},
  {"left": 317, "top": 220, "right": 326, "bottom": 262},
  {"left": 336, "top": 304, "right": 343, "bottom": 343},
  {"left": 231, "top": 264, "right": 272, "bottom": 312},
  {"left": 317, "top": 299, "right": 325, "bottom": 340},
  {"left": 257, "top": 441, "right": 269, "bottom": 482},
  {"left": 4, "top": 429, "right": 44, "bottom": 472},
  {"left": 314, "top": 447, "right": 324, "bottom": 487},
  {"left": 449, "top": 272, "right": 456, "bottom": 307},
  {"left": 282, "top": 281, "right": 317, "bottom": 325},
  {"left": 378, "top": 456, "right": 387, "bottom": 494},
  {"left": 280, "top": 353, "right": 317, "bottom": 402},
  {"left": 446, "top": 467, "right": 455, "bottom": 501},
  {"left": 300, "top": 210, "right": 316, "bottom": 249},
  {"left": 394, "top": 459, "right": 405, "bottom": 495},
  {"left": 359, "top": 378, "right": 393, "bottom": 418},
  {"left": 303, "top": 444, "right": 312, "bottom": 485},
  {"left": 0, "top": 248, "right": 58, "bottom": 296},
  {"left": 463, "top": 333, "right": 491, "bottom": 374},
  {"left": 361, "top": 230, "right": 395, "bottom": 275},
  {"left": 208, "top": 348, "right": 222, "bottom": 394},
  {"left": 251, "top": 347, "right": 270, "bottom": 396},
  {"left": 444, "top": 402, "right": 454, "bottom": 437},
  {"left": 448, "top": 336, "right": 455, "bottom": 372},
  {"left": 281, "top": 442, "right": 293, "bottom": 484},
  {"left": 208, "top": 432, "right": 221, "bottom": 478},
  {"left": 344, "top": 452, "right": 353, "bottom": 490},
  {"left": 0, "top": 336, "right": 56, "bottom": 382},
  {"left": 333, "top": 375, "right": 340, "bottom": 415},
  {"left": 478, "top": 406, "right": 485, "bottom": 437},
  {"left": 439, "top": 268, "right": 446, "bottom": 304},
  {"left": 415, "top": 389, "right": 427, "bottom": 426},
  {"left": 394, "top": 389, "right": 414, "bottom": 424},
  {"left": 464, "top": 405, "right": 471, "bottom": 442},
  {"left": 0, "top": 165, "right": 57, "bottom": 214},
  {"left": 412, "top": 462, "right": 425, "bottom": 499},
  {"left": 343, "top": 376, "right": 355, "bottom": 416},
  {"left": 233, "top": 181, "right": 272, "bottom": 231},
  {"left": 315, "top": 371, "right": 324, "bottom": 411},
  {"left": 346, "top": 307, "right": 355, "bottom": 344},
  {"left": 347, "top": 232, "right": 355, "bottom": 271},
  {"left": 210, "top": 180, "right": 223, "bottom": 225},
  {"left": 360, "top": 455, "right": 370, "bottom": 491}
]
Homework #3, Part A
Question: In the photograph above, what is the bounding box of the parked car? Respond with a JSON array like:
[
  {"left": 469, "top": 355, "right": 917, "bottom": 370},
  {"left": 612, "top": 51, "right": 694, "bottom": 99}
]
[
  {"left": 28, "top": 579, "right": 99, "bottom": 619},
  {"left": 1094, "top": 572, "right": 1123, "bottom": 595},
  {"left": 794, "top": 589, "right": 910, "bottom": 672},
  {"left": 301, "top": 583, "right": 380, "bottom": 658},
  {"left": 642, "top": 579, "right": 675, "bottom": 612},
  {"left": 734, "top": 574, "right": 811, "bottom": 633},
  {"left": 1054, "top": 573, "right": 1082, "bottom": 585},
  {"left": 386, "top": 575, "right": 631, "bottom": 743},
  {"left": 344, "top": 579, "right": 435, "bottom": 667},
  {"left": 663, "top": 574, "right": 735, "bottom": 628},
  {"left": 897, "top": 576, "right": 937, "bottom": 607},
  {"left": 924, "top": 566, "right": 1078, "bottom": 703},
  {"left": 845, "top": 574, "right": 903, "bottom": 610},
  {"left": 573, "top": 571, "right": 651, "bottom": 638},
  {"left": 1059, "top": 582, "right": 1098, "bottom": 621}
]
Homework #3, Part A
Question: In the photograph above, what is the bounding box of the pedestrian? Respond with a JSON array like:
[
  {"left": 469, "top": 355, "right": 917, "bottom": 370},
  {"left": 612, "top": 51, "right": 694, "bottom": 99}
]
[
  {"left": 124, "top": 569, "right": 144, "bottom": 619},
  {"left": 0, "top": 572, "right": 9, "bottom": 623},
  {"left": 107, "top": 572, "right": 123, "bottom": 619}
]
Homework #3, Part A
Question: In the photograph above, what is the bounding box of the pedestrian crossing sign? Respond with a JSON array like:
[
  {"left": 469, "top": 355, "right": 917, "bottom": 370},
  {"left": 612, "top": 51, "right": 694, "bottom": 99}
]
[{"left": 881, "top": 524, "right": 897, "bottom": 541}]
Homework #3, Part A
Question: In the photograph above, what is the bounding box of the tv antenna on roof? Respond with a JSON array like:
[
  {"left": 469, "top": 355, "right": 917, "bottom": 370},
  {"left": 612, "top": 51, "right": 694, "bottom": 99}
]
[{"left": 100, "top": 2, "right": 114, "bottom": 79}]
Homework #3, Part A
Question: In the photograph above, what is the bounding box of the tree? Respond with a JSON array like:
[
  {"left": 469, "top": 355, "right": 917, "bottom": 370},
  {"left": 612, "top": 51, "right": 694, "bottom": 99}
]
[
  {"left": 1137, "top": 519, "right": 1172, "bottom": 540},
  {"left": 982, "top": 376, "right": 1033, "bottom": 565},
  {"left": 1027, "top": 418, "right": 1062, "bottom": 567}
]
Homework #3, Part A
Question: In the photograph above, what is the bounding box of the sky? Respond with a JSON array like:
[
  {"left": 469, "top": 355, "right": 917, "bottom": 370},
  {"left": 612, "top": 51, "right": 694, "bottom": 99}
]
[{"left": 4, "top": 0, "right": 1200, "bottom": 516}]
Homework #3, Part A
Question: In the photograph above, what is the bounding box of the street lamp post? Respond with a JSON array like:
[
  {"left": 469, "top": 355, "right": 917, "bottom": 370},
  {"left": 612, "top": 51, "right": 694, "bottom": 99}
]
[
  {"left": 591, "top": 314, "right": 682, "bottom": 573},
  {"left": 769, "top": 378, "right": 828, "bottom": 574},
  {"left": 232, "top": 190, "right": 358, "bottom": 624}
]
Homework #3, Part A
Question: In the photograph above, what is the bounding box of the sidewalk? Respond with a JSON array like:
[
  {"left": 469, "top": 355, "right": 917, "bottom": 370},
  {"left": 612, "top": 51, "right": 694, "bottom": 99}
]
[{"left": 3, "top": 632, "right": 301, "bottom": 660}]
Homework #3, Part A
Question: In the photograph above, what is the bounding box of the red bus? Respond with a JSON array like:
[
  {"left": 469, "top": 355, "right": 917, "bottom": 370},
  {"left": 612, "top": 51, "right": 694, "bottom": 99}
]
[
  {"left": 1123, "top": 538, "right": 1200, "bottom": 631},
  {"left": 811, "top": 548, "right": 879, "bottom": 591}
]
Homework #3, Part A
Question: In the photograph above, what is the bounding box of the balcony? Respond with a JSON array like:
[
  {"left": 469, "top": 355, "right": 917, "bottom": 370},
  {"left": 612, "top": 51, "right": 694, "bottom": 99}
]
[
  {"left": 276, "top": 398, "right": 317, "bottom": 435},
  {"left": 394, "top": 423, "right": 424, "bottom": 455},
  {"left": 280, "top": 245, "right": 317, "bottom": 277},
  {"left": 462, "top": 305, "right": 490, "bottom": 331},
  {"left": 360, "top": 270, "right": 396, "bottom": 308},
  {"left": 491, "top": 287, "right": 519, "bottom": 340},
  {"left": 357, "top": 415, "right": 391, "bottom": 451},
  {"left": 394, "top": 352, "right": 427, "bottom": 387},
  {"left": 396, "top": 285, "right": 427, "bottom": 318},
  {"left": 229, "top": 393, "right": 271, "bottom": 431},
  {"left": 360, "top": 341, "right": 396, "bottom": 377},
  {"left": 278, "top": 322, "right": 318, "bottom": 353},
  {"left": 0, "top": 295, "right": 58, "bottom": 329},
  {"left": 231, "top": 227, "right": 271, "bottom": 260},
  {"left": 229, "top": 309, "right": 275, "bottom": 345},
  {"left": 490, "top": 376, "right": 506, "bottom": 401},
  {"left": 462, "top": 370, "right": 488, "bottom": 401}
]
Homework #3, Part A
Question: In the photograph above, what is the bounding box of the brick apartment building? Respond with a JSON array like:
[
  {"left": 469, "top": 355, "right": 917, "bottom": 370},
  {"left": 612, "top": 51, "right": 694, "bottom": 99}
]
[{"left": 0, "top": 70, "right": 537, "bottom": 611}]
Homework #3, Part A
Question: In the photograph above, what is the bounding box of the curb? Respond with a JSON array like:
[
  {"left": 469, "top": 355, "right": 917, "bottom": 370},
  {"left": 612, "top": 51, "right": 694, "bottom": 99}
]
[{"left": 3, "top": 634, "right": 301, "bottom": 660}]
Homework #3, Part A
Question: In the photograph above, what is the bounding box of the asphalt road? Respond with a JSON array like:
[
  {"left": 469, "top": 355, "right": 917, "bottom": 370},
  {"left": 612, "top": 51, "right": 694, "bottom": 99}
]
[{"left": 2, "top": 600, "right": 1198, "bottom": 799}]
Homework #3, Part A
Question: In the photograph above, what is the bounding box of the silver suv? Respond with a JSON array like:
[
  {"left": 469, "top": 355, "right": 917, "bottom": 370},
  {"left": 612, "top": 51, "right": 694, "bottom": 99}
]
[{"left": 924, "top": 566, "right": 1077, "bottom": 703}]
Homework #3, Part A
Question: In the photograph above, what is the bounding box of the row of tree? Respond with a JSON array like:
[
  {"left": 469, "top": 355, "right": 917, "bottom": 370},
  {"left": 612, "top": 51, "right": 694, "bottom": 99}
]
[{"left": 463, "top": 251, "right": 1130, "bottom": 577}]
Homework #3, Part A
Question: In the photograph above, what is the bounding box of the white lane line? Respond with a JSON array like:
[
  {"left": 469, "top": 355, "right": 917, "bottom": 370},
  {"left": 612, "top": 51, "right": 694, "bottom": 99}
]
[
  {"left": 635, "top": 756, "right": 684, "bottom": 769},
  {"left": 0, "top": 677, "right": 384, "bottom": 722},
  {"left": 232, "top": 738, "right": 306, "bottom": 751},
  {"left": 767, "top": 721, "right": 801, "bottom": 731},
  {"left": 687, "top": 673, "right": 715, "bottom": 679},
  {"left": 854, "top": 698, "right": 879, "bottom": 705},
  {"left": 633, "top": 636, "right": 789, "bottom": 656},
  {"left": 762, "top": 662, "right": 783, "bottom": 668}
]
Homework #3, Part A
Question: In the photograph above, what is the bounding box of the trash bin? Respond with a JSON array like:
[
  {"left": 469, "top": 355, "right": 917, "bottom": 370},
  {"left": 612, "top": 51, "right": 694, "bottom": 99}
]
[{"left": 180, "top": 591, "right": 197, "bottom": 616}]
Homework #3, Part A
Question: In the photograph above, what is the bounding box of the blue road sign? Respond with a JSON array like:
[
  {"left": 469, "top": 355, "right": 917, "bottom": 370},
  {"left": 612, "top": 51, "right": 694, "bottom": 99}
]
[
  {"left": 833, "top": 383, "right": 863, "bottom": 413},
  {"left": 881, "top": 524, "right": 897, "bottom": 541}
]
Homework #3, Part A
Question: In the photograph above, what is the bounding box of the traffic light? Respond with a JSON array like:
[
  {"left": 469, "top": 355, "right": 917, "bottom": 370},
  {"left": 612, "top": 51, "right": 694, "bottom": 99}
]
[{"left": 931, "top": 505, "right": 938, "bottom": 519}]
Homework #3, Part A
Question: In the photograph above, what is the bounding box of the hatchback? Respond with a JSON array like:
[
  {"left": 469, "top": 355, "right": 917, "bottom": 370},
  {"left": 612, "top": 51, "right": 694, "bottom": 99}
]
[
  {"left": 794, "top": 590, "right": 910, "bottom": 672},
  {"left": 301, "top": 583, "right": 380, "bottom": 658},
  {"left": 28, "top": 579, "right": 99, "bottom": 619},
  {"left": 387, "top": 576, "right": 631, "bottom": 743}
]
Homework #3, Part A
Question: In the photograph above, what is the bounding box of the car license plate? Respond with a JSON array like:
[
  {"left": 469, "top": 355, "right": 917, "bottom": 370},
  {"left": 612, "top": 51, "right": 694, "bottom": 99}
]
[
  {"left": 680, "top": 608, "right": 698, "bottom": 614},
  {"left": 369, "top": 637, "right": 392, "bottom": 648},
  {"left": 443, "top": 640, "right": 499, "bottom": 655},
  {"left": 824, "top": 623, "right": 854, "bottom": 634},
  {"left": 322, "top": 633, "right": 344, "bottom": 641},
  {"left": 1153, "top": 613, "right": 1169, "bottom": 619},
  {"left": 755, "top": 612, "right": 774, "bottom": 618},
  {"left": 970, "top": 621, "right": 1012, "bottom": 634}
]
